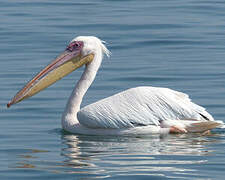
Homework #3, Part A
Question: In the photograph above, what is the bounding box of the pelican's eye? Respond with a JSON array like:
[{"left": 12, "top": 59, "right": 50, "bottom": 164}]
[
  {"left": 74, "top": 42, "right": 80, "bottom": 47},
  {"left": 66, "top": 41, "right": 83, "bottom": 52}
]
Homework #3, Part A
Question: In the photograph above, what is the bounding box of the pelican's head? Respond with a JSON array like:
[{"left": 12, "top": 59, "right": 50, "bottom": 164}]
[
  {"left": 73, "top": 36, "right": 110, "bottom": 58},
  {"left": 7, "top": 36, "right": 110, "bottom": 107}
]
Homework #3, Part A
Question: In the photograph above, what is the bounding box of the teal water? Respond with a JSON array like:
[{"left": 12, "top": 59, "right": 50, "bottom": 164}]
[{"left": 1, "top": 0, "right": 225, "bottom": 179}]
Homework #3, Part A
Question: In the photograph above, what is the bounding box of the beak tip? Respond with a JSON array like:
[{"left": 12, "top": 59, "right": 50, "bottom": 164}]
[{"left": 7, "top": 102, "right": 12, "bottom": 108}]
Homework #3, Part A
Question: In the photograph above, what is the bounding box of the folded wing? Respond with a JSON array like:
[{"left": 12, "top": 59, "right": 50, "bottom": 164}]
[{"left": 77, "top": 86, "right": 213, "bottom": 129}]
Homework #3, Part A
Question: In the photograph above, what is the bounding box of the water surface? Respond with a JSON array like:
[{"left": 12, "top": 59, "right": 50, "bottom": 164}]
[{"left": 1, "top": 0, "right": 225, "bottom": 179}]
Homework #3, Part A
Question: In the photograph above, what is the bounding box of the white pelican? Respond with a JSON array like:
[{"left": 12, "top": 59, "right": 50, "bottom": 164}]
[{"left": 7, "top": 36, "right": 223, "bottom": 135}]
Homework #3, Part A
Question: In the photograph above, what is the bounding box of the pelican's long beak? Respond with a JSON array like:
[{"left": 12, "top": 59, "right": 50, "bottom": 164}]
[{"left": 7, "top": 46, "right": 94, "bottom": 108}]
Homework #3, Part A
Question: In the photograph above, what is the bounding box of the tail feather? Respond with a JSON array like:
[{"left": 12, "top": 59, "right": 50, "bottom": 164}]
[{"left": 186, "top": 121, "right": 223, "bottom": 133}]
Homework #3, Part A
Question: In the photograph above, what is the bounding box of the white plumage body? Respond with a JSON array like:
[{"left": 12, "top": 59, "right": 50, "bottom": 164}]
[
  {"left": 78, "top": 86, "right": 213, "bottom": 129},
  {"left": 64, "top": 85, "right": 221, "bottom": 136}
]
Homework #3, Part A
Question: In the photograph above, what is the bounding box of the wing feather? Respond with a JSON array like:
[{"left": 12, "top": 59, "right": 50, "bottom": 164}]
[{"left": 77, "top": 86, "right": 213, "bottom": 129}]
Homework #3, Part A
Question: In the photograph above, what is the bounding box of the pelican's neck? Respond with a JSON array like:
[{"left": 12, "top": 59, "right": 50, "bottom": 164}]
[
  {"left": 62, "top": 53, "right": 102, "bottom": 128},
  {"left": 67, "top": 65, "right": 97, "bottom": 114}
]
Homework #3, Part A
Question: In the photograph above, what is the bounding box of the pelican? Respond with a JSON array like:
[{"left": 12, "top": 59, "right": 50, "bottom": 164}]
[{"left": 7, "top": 36, "right": 223, "bottom": 135}]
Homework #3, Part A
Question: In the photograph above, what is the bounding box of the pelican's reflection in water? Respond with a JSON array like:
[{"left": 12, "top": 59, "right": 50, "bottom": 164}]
[
  {"left": 59, "top": 133, "right": 221, "bottom": 178},
  {"left": 12, "top": 133, "right": 224, "bottom": 178},
  {"left": 61, "top": 135, "right": 96, "bottom": 168}
]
